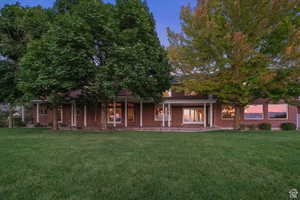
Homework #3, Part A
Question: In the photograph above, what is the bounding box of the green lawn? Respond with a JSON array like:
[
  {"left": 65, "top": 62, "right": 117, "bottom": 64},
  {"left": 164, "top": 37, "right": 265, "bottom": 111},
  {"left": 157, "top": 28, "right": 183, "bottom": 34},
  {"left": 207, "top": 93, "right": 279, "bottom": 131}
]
[{"left": 0, "top": 129, "right": 299, "bottom": 200}]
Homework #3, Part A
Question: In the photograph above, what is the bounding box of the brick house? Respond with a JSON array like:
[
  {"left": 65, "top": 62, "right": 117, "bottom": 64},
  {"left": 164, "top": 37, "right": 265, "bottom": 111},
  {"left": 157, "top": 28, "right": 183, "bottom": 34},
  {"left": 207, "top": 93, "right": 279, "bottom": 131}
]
[{"left": 32, "top": 89, "right": 300, "bottom": 130}]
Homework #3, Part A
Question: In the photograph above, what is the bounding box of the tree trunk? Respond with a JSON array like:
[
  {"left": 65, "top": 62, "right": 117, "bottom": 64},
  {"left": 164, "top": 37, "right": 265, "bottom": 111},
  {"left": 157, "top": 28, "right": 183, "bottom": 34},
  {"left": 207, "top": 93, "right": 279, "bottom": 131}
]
[
  {"left": 52, "top": 106, "right": 59, "bottom": 131},
  {"left": 234, "top": 105, "right": 242, "bottom": 130},
  {"left": 101, "top": 103, "right": 107, "bottom": 130},
  {"left": 8, "top": 104, "right": 13, "bottom": 128}
]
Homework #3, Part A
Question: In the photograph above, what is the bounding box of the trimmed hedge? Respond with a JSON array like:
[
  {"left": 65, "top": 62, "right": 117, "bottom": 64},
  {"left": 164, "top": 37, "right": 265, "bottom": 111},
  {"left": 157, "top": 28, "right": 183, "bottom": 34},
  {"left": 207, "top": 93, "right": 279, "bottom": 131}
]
[
  {"left": 280, "top": 123, "right": 296, "bottom": 131},
  {"left": 258, "top": 123, "right": 272, "bottom": 131}
]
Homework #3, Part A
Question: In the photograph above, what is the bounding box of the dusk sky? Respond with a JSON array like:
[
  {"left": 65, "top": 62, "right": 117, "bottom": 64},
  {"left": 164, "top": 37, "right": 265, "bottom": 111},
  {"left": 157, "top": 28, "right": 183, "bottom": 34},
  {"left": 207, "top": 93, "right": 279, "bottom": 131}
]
[{"left": 0, "top": 0, "right": 196, "bottom": 46}]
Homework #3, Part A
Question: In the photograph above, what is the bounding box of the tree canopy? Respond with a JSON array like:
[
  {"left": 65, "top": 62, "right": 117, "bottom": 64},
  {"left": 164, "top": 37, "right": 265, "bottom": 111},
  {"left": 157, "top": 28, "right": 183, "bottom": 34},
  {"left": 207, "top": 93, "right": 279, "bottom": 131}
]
[
  {"left": 5, "top": 0, "right": 171, "bottom": 129},
  {"left": 168, "top": 0, "right": 300, "bottom": 129},
  {"left": 95, "top": 0, "right": 172, "bottom": 101}
]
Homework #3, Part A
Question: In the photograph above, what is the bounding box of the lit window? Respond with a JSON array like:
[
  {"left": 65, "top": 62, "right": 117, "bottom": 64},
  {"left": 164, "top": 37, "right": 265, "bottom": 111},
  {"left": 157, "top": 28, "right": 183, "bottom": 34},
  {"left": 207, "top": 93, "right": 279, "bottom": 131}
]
[
  {"left": 154, "top": 105, "right": 171, "bottom": 121},
  {"left": 40, "top": 105, "right": 48, "bottom": 115},
  {"left": 162, "top": 90, "right": 172, "bottom": 97},
  {"left": 57, "top": 105, "right": 63, "bottom": 123},
  {"left": 244, "top": 105, "right": 263, "bottom": 120},
  {"left": 184, "top": 91, "right": 198, "bottom": 96},
  {"left": 183, "top": 108, "right": 204, "bottom": 123},
  {"left": 128, "top": 103, "right": 135, "bottom": 122},
  {"left": 268, "top": 104, "right": 288, "bottom": 119},
  {"left": 107, "top": 103, "right": 122, "bottom": 123},
  {"left": 221, "top": 105, "right": 235, "bottom": 120}
]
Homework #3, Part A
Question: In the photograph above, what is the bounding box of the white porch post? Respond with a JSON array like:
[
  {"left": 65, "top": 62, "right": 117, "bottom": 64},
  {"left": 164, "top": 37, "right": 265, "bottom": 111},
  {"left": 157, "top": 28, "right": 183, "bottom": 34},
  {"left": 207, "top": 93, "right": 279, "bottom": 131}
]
[
  {"left": 204, "top": 103, "right": 207, "bottom": 128},
  {"left": 140, "top": 100, "right": 143, "bottom": 128},
  {"left": 168, "top": 103, "right": 171, "bottom": 128},
  {"left": 210, "top": 103, "right": 213, "bottom": 127},
  {"left": 21, "top": 105, "right": 25, "bottom": 122},
  {"left": 71, "top": 103, "right": 73, "bottom": 126},
  {"left": 61, "top": 105, "right": 63, "bottom": 123},
  {"left": 125, "top": 97, "right": 128, "bottom": 128},
  {"left": 36, "top": 103, "right": 40, "bottom": 123},
  {"left": 74, "top": 102, "right": 77, "bottom": 127},
  {"left": 84, "top": 105, "right": 87, "bottom": 127},
  {"left": 162, "top": 104, "right": 165, "bottom": 127},
  {"left": 113, "top": 100, "right": 116, "bottom": 128}
]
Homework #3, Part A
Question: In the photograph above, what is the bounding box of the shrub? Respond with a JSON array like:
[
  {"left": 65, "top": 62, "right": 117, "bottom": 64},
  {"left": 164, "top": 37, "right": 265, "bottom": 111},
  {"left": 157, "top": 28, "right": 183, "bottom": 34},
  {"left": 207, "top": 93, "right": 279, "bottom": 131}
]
[
  {"left": 34, "top": 123, "right": 43, "bottom": 128},
  {"left": 258, "top": 123, "right": 271, "bottom": 131},
  {"left": 247, "top": 124, "right": 256, "bottom": 131},
  {"left": 13, "top": 117, "right": 26, "bottom": 127},
  {"left": 48, "top": 122, "right": 53, "bottom": 127},
  {"left": 240, "top": 124, "right": 247, "bottom": 130},
  {"left": 280, "top": 123, "right": 296, "bottom": 131},
  {"left": 0, "top": 119, "right": 6, "bottom": 128}
]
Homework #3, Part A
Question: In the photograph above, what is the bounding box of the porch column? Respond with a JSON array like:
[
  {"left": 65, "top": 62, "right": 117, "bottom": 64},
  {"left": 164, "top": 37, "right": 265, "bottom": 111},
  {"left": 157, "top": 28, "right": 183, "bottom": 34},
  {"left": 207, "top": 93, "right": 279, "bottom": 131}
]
[
  {"left": 125, "top": 97, "right": 128, "bottom": 128},
  {"left": 36, "top": 103, "right": 40, "bottom": 123},
  {"left": 21, "top": 105, "right": 25, "bottom": 122},
  {"left": 168, "top": 103, "right": 171, "bottom": 128},
  {"left": 210, "top": 103, "right": 213, "bottom": 127},
  {"left": 61, "top": 105, "right": 63, "bottom": 123},
  {"left": 74, "top": 102, "right": 77, "bottom": 127},
  {"left": 71, "top": 103, "right": 73, "bottom": 126},
  {"left": 162, "top": 104, "right": 165, "bottom": 127},
  {"left": 113, "top": 100, "right": 116, "bottom": 128},
  {"left": 140, "top": 100, "right": 143, "bottom": 128},
  {"left": 84, "top": 105, "right": 87, "bottom": 127},
  {"left": 204, "top": 103, "right": 207, "bottom": 128}
]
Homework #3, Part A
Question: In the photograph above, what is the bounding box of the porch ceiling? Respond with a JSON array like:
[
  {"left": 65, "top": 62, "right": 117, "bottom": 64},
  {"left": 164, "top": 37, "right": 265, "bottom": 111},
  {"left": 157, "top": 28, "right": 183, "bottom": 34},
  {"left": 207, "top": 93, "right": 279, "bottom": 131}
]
[{"left": 162, "top": 99, "right": 217, "bottom": 105}]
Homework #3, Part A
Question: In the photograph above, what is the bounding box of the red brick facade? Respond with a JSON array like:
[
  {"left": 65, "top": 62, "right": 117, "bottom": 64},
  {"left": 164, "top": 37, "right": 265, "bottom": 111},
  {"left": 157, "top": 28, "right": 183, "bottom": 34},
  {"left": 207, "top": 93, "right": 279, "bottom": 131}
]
[{"left": 32, "top": 91, "right": 299, "bottom": 129}]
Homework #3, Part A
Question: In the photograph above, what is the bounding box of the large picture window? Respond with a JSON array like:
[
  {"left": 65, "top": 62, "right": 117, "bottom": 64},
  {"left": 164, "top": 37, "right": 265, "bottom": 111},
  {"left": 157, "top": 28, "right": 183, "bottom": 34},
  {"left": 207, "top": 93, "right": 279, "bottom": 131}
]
[
  {"left": 128, "top": 103, "right": 135, "bottom": 122},
  {"left": 107, "top": 103, "right": 122, "bottom": 123},
  {"left": 244, "top": 105, "right": 263, "bottom": 120},
  {"left": 57, "top": 105, "right": 63, "bottom": 123},
  {"left": 268, "top": 104, "right": 288, "bottom": 119},
  {"left": 154, "top": 105, "right": 171, "bottom": 121},
  {"left": 221, "top": 105, "right": 235, "bottom": 120},
  {"left": 183, "top": 108, "right": 204, "bottom": 124}
]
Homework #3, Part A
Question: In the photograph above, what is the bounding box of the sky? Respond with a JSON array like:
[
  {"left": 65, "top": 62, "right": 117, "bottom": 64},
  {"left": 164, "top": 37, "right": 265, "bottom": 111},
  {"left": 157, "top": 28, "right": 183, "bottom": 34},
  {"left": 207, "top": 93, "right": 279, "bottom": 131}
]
[{"left": 0, "top": 0, "right": 196, "bottom": 46}]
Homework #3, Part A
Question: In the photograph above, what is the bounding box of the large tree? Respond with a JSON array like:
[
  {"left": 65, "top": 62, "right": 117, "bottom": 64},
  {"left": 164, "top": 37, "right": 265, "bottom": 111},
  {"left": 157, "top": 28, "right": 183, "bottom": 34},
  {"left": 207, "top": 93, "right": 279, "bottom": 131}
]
[
  {"left": 0, "top": 3, "right": 51, "bottom": 127},
  {"left": 168, "top": 0, "right": 300, "bottom": 129},
  {"left": 112, "top": 0, "right": 172, "bottom": 101},
  {"left": 19, "top": 14, "right": 96, "bottom": 130},
  {"left": 91, "top": 0, "right": 172, "bottom": 102}
]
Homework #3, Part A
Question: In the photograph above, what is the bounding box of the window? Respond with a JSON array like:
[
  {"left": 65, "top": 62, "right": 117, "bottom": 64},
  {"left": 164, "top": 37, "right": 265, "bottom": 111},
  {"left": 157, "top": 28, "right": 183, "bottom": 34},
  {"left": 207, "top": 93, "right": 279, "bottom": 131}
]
[
  {"left": 184, "top": 91, "right": 199, "bottom": 96},
  {"left": 107, "top": 103, "right": 122, "bottom": 123},
  {"left": 57, "top": 105, "right": 63, "bottom": 123},
  {"left": 40, "top": 105, "right": 48, "bottom": 115},
  {"left": 128, "top": 103, "right": 135, "bottom": 122},
  {"left": 221, "top": 105, "right": 235, "bottom": 120},
  {"left": 244, "top": 105, "right": 263, "bottom": 120},
  {"left": 162, "top": 90, "right": 172, "bottom": 97},
  {"left": 154, "top": 105, "right": 171, "bottom": 121},
  {"left": 268, "top": 104, "right": 288, "bottom": 119},
  {"left": 183, "top": 108, "right": 204, "bottom": 124}
]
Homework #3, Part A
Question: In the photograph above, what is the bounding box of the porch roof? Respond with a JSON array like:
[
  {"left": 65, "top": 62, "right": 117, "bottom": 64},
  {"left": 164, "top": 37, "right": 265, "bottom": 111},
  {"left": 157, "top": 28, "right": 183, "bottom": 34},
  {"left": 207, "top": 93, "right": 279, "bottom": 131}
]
[{"left": 162, "top": 99, "right": 216, "bottom": 104}]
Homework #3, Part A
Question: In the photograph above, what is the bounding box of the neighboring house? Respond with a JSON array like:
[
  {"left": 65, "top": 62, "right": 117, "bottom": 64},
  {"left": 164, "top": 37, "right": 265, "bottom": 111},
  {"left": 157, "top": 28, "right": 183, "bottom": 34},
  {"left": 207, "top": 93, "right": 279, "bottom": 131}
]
[{"left": 31, "top": 89, "right": 300, "bottom": 130}]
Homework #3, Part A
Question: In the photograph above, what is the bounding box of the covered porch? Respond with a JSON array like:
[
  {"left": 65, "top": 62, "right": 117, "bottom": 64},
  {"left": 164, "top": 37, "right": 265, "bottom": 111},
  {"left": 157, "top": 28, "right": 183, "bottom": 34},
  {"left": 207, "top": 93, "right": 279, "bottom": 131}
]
[{"left": 33, "top": 97, "right": 217, "bottom": 130}]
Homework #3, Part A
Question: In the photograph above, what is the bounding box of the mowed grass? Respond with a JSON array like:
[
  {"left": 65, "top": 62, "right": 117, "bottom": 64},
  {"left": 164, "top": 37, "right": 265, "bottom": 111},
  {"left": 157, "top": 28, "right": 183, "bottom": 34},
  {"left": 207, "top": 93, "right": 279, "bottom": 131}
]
[{"left": 0, "top": 129, "right": 299, "bottom": 200}]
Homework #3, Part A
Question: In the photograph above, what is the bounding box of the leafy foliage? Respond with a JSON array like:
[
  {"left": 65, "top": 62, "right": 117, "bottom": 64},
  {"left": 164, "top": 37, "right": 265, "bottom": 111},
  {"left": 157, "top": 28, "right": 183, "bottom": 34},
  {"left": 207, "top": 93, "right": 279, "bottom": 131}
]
[
  {"left": 281, "top": 123, "right": 296, "bottom": 131},
  {"left": 168, "top": 0, "right": 300, "bottom": 129},
  {"left": 19, "top": 14, "right": 96, "bottom": 105},
  {"left": 258, "top": 123, "right": 272, "bottom": 131},
  {"left": 91, "top": 0, "right": 172, "bottom": 101}
]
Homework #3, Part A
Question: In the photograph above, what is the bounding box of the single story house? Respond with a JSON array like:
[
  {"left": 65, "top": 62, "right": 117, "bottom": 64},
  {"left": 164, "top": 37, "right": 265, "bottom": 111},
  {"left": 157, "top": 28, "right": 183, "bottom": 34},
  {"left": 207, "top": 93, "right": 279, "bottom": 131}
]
[{"left": 31, "top": 89, "right": 300, "bottom": 130}]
